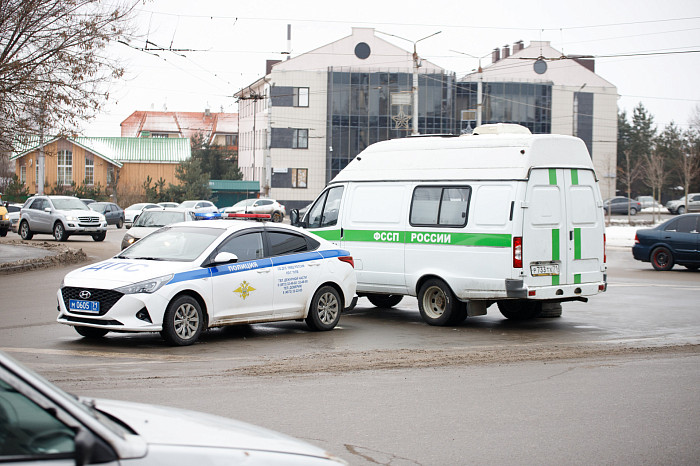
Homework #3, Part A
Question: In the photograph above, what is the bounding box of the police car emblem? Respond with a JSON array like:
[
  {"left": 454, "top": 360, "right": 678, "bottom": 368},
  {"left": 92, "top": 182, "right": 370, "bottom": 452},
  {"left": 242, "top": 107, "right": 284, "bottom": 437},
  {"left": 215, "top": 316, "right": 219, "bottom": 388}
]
[{"left": 233, "top": 281, "right": 256, "bottom": 300}]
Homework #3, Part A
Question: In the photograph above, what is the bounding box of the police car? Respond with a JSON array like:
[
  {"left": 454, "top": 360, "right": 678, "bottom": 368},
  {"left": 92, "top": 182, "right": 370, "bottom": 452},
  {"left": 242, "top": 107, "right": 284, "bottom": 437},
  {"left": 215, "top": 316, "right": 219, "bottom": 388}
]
[{"left": 57, "top": 219, "right": 357, "bottom": 345}]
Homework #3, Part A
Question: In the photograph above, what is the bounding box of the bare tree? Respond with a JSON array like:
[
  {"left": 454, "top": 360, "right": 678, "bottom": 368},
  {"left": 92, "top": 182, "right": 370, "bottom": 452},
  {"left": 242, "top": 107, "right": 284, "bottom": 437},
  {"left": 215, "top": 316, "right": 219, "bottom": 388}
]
[
  {"left": 642, "top": 149, "right": 668, "bottom": 223},
  {"left": 674, "top": 132, "right": 700, "bottom": 214},
  {"left": 617, "top": 149, "right": 644, "bottom": 224},
  {"left": 0, "top": 0, "right": 139, "bottom": 152}
]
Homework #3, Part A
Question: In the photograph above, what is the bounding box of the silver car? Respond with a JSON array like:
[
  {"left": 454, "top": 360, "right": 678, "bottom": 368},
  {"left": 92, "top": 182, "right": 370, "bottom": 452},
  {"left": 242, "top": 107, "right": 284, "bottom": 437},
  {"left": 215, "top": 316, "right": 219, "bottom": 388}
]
[
  {"left": 18, "top": 195, "right": 108, "bottom": 242},
  {"left": 666, "top": 193, "right": 700, "bottom": 215},
  {"left": 0, "top": 351, "right": 346, "bottom": 465},
  {"left": 224, "top": 198, "right": 286, "bottom": 222}
]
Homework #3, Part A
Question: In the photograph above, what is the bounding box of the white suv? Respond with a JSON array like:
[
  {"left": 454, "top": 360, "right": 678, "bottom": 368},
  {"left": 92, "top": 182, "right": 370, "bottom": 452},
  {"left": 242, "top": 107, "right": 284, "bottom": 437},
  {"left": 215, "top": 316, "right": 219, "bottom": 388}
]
[{"left": 19, "top": 195, "right": 108, "bottom": 242}]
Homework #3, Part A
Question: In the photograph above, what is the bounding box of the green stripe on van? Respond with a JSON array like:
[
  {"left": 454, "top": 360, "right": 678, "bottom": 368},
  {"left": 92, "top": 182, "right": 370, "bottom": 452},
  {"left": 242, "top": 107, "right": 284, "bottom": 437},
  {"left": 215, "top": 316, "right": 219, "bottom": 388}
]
[
  {"left": 574, "top": 274, "right": 582, "bottom": 284},
  {"left": 548, "top": 169, "right": 557, "bottom": 185},
  {"left": 552, "top": 228, "right": 560, "bottom": 286},
  {"left": 311, "top": 229, "right": 511, "bottom": 247},
  {"left": 571, "top": 169, "right": 579, "bottom": 185},
  {"left": 574, "top": 228, "right": 582, "bottom": 259}
]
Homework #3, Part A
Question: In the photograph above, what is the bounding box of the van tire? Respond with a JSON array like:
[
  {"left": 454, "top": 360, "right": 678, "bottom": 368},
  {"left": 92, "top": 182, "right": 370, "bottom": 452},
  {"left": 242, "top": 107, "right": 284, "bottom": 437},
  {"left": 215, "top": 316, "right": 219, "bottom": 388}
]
[
  {"left": 539, "top": 302, "right": 563, "bottom": 318},
  {"left": 366, "top": 294, "right": 403, "bottom": 309},
  {"left": 418, "top": 279, "right": 463, "bottom": 326},
  {"left": 497, "top": 300, "right": 542, "bottom": 320}
]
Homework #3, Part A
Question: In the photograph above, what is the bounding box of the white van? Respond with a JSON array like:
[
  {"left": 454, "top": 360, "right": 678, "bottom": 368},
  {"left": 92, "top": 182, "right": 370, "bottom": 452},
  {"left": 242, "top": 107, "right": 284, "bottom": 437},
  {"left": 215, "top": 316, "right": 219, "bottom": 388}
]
[{"left": 291, "top": 124, "right": 607, "bottom": 325}]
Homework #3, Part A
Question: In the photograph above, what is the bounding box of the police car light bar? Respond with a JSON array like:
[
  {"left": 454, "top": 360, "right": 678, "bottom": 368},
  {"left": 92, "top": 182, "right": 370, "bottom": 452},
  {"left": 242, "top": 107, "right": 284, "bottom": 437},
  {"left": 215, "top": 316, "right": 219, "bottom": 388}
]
[
  {"left": 225, "top": 213, "right": 272, "bottom": 220},
  {"left": 194, "top": 212, "right": 222, "bottom": 220}
]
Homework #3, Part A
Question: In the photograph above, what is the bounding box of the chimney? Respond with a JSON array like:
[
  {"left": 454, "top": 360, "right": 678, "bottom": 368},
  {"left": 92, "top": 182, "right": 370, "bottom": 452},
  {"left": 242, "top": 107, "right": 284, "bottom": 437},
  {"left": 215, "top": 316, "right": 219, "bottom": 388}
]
[
  {"left": 205, "top": 108, "right": 211, "bottom": 117},
  {"left": 502, "top": 44, "right": 510, "bottom": 59},
  {"left": 492, "top": 47, "right": 501, "bottom": 63},
  {"left": 513, "top": 40, "right": 524, "bottom": 53}
]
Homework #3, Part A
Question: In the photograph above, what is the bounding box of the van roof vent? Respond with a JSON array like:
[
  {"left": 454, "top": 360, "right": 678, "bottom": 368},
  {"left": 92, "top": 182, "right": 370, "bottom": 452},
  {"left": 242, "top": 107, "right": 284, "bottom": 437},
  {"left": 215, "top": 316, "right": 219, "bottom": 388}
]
[{"left": 471, "top": 123, "right": 532, "bottom": 135}]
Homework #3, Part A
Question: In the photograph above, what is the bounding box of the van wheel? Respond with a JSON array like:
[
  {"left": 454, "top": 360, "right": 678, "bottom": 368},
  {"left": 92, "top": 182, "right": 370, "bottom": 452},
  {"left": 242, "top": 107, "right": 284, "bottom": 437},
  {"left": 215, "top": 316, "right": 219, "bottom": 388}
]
[
  {"left": 539, "top": 302, "right": 563, "bottom": 318},
  {"left": 651, "top": 246, "right": 674, "bottom": 271},
  {"left": 161, "top": 296, "right": 204, "bottom": 346},
  {"left": 366, "top": 294, "right": 403, "bottom": 309},
  {"left": 418, "top": 279, "right": 465, "bottom": 326},
  {"left": 497, "top": 300, "right": 542, "bottom": 320},
  {"left": 53, "top": 222, "right": 68, "bottom": 241},
  {"left": 74, "top": 326, "right": 109, "bottom": 338},
  {"left": 306, "top": 286, "right": 341, "bottom": 331},
  {"left": 19, "top": 221, "right": 33, "bottom": 240}
]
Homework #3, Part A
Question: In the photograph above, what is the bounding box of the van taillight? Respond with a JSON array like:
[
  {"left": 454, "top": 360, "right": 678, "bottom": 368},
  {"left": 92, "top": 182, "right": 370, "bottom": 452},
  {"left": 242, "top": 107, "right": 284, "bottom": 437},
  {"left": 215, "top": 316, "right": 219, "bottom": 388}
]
[
  {"left": 513, "top": 236, "right": 522, "bottom": 268},
  {"left": 338, "top": 256, "right": 354, "bottom": 268},
  {"left": 604, "top": 233, "right": 607, "bottom": 263}
]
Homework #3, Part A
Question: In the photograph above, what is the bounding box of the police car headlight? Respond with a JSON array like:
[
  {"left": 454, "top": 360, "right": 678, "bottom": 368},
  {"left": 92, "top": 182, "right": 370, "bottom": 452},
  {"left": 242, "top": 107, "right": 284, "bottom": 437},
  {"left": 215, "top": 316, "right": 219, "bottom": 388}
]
[{"left": 116, "top": 274, "right": 173, "bottom": 295}]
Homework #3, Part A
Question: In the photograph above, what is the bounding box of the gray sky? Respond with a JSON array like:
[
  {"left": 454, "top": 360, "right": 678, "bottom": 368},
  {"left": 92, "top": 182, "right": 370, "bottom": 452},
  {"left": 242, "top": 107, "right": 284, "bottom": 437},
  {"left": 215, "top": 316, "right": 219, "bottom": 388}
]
[{"left": 82, "top": 0, "right": 700, "bottom": 136}]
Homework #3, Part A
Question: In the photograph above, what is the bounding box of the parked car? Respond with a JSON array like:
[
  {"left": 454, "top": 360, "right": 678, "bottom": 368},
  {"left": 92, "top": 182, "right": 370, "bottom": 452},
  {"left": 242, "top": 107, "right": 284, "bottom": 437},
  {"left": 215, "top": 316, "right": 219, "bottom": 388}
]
[
  {"left": 123, "top": 202, "right": 163, "bottom": 228},
  {"left": 632, "top": 213, "right": 700, "bottom": 271},
  {"left": 4, "top": 202, "right": 23, "bottom": 234},
  {"left": 80, "top": 198, "right": 96, "bottom": 205},
  {"left": 18, "top": 195, "right": 108, "bottom": 242},
  {"left": 58, "top": 220, "right": 356, "bottom": 345},
  {"left": 0, "top": 351, "right": 346, "bottom": 465},
  {"left": 158, "top": 201, "right": 180, "bottom": 208},
  {"left": 121, "top": 207, "right": 196, "bottom": 249},
  {"left": 635, "top": 195, "right": 659, "bottom": 209},
  {"left": 179, "top": 200, "right": 219, "bottom": 213},
  {"left": 603, "top": 197, "right": 642, "bottom": 215},
  {"left": 89, "top": 201, "right": 125, "bottom": 228},
  {"left": 665, "top": 193, "right": 700, "bottom": 215},
  {"left": 224, "top": 198, "right": 286, "bottom": 222}
]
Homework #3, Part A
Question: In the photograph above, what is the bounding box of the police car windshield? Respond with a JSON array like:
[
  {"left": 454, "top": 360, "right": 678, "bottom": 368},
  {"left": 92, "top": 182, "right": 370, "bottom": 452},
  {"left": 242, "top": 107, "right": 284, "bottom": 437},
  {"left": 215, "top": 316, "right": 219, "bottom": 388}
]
[{"left": 119, "top": 226, "right": 224, "bottom": 262}]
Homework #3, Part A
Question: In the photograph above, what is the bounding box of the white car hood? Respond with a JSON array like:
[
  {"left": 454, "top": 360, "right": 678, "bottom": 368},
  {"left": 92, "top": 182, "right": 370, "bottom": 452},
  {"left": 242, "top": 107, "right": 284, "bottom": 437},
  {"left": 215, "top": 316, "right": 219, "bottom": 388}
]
[
  {"left": 92, "top": 398, "right": 335, "bottom": 459},
  {"left": 64, "top": 259, "right": 196, "bottom": 288},
  {"left": 127, "top": 225, "right": 160, "bottom": 239}
]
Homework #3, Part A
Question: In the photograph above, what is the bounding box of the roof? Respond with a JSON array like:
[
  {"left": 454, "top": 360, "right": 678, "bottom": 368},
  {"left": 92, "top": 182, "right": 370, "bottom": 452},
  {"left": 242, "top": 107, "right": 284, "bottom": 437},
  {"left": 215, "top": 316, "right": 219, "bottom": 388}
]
[
  {"left": 121, "top": 111, "right": 238, "bottom": 143},
  {"left": 10, "top": 136, "right": 191, "bottom": 165},
  {"left": 460, "top": 41, "right": 615, "bottom": 90},
  {"left": 330, "top": 128, "right": 596, "bottom": 183},
  {"left": 208, "top": 180, "right": 260, "bottom": 192}
]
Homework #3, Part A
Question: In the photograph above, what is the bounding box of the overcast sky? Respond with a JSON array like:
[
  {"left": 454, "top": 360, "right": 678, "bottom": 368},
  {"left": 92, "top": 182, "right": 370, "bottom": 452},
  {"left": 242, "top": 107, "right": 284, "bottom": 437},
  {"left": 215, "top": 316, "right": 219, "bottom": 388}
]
[{"left": 81, "top": 0, "right": 700, "bottom": 137}]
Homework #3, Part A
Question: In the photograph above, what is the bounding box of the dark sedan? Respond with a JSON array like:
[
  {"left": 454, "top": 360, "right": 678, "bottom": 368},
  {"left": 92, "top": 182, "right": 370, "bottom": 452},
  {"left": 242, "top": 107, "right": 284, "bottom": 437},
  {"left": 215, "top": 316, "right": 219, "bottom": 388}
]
[
  {"left": 632, "top": 214, "right": 700, "bottom": 271},
  {"left": 89, "top": 202, "right": 125, "bottom": 228},
  {"left": 604, "top": 197, "right": 642, "bottom": 215}
]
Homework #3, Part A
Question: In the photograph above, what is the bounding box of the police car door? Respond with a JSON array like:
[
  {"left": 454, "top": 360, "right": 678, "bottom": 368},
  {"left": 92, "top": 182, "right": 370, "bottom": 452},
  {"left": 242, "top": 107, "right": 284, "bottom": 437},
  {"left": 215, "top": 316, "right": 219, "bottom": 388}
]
[
  {"left": 209, "top": 230, "right": 274, "bottom": 320},
  {"left": 267, "top": 229, "right": 323, "bottom": 318}
]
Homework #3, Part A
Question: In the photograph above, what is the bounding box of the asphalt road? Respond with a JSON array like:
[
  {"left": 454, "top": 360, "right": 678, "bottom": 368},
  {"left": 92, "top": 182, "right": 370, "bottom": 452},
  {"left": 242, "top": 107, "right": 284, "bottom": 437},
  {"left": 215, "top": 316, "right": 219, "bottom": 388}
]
[{"left": 1, "top": 223, "right": 699, "bottom": 465}]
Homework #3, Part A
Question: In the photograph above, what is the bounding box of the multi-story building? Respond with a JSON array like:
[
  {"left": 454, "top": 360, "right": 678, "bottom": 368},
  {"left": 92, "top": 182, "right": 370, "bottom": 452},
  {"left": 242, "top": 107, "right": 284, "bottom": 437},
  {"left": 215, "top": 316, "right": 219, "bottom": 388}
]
[
  {"left": 235, "top": 28, "right": 455, "bottom": 210},
  {"left": 236, "top": 32, "right": 618, "bottom": 208},
  {"left": 457, "top": 41, "right": 618, "bottom": 198}
]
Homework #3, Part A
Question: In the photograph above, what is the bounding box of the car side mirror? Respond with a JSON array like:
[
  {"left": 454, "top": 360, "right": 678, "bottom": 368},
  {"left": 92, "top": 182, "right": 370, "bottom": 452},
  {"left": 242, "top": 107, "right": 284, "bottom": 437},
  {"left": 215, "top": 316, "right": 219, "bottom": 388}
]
[
  {"left": 74, "top": 427, "right": 117, "bottom": 466},
  {"left": 290, "top": 209, "right": 305, "bottom": 227},
  {"left": 44, "top": 207, "right": 52, "bottom": 213},
  {"left": 213, "top": 252, "right": 239, "bottom": 265}
]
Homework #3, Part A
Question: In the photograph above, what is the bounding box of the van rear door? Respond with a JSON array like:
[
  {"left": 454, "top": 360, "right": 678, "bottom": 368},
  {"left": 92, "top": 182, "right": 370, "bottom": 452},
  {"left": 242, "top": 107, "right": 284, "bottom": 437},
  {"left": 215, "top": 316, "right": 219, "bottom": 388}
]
[{"left": 522, "top": 168, "right": 604, "bottom": 288}]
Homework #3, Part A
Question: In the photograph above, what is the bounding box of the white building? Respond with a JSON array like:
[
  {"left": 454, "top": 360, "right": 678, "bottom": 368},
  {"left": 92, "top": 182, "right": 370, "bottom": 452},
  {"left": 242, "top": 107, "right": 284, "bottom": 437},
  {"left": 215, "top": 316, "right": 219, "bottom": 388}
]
[{"left": 458, "top": 41, "right": 618, "bottom": 198}]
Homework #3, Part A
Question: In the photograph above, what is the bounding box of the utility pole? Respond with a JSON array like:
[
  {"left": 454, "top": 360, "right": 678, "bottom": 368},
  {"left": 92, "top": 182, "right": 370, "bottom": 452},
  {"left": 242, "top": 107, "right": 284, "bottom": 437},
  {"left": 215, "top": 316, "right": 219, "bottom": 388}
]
[
  {"left": 378, "top": 30, "right": 441, "bottom": 136},
  {"left": 452, "top": 50, "right": 490, "bottom": 128}
]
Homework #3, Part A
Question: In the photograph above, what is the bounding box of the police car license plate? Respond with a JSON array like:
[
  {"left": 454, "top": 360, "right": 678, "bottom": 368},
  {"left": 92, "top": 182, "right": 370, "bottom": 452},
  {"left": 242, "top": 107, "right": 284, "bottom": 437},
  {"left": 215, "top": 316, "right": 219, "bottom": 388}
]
[
  {"left": 69, "top": 299, "right": 100, "bottom": 313},
  {"left": 530, "top": 262, "right": 560, "bottom": 276}
]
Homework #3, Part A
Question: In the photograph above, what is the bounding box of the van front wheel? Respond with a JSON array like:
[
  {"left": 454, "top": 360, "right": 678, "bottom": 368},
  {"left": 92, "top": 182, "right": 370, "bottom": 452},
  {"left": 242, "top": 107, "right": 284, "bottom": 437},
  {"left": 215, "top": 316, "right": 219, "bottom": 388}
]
[{"left": 418, "top": 279, "right": 465, "bottom": 326}]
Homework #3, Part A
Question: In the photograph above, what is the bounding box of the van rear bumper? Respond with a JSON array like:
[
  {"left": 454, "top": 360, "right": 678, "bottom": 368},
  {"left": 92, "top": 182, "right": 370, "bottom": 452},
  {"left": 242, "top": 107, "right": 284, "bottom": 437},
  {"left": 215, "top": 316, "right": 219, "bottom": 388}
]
[{"left": 458, "top": 279, "right": 606, "bottom": 300}]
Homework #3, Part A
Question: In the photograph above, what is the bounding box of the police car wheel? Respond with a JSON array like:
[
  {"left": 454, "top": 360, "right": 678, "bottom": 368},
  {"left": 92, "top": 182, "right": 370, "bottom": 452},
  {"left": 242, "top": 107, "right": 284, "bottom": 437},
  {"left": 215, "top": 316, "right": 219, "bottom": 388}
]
[
  {"left": 366, "top": 294, "right": 403, "bottom": 309},
  {"left": 497, "top": 300, "right": 542, "bottom": 320},
  {"left": 161, "top": 296, "right": 204, "bottom": 346},
  {"left": 306, "top": 286, "right": 341, "bottom": 331},
  {"left": 418, "top": 279, "right": 462, "bottom": 326},
  {"left": 74, "top": 326, "right": 109, "bottom": 338}
]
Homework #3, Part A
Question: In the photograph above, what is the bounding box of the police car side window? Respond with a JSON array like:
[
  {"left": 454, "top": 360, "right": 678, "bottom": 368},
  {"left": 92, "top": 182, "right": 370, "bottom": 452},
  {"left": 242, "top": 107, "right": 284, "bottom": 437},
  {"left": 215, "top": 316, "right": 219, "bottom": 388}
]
[
  {"left": 268, "top": 231, "right": 309, "bottom": 256},
  {"left": 218, "top": 232, "right": 264, "bottom": 262}
]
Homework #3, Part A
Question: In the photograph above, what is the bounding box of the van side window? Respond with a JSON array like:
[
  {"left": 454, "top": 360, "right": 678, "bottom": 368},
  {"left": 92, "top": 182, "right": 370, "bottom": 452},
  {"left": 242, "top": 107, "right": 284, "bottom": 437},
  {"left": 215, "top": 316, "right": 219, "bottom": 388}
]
[
  {"left": 307, "top": 186, "right": 344, "bottom": 228},
  {"left": 410, "top": 186, "right": 470, "bottom": 227}
]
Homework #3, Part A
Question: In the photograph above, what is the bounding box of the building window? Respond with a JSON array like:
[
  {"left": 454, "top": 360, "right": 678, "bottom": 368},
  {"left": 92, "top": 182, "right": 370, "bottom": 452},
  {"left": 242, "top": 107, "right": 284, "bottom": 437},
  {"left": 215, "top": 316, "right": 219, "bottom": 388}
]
[
  {"left": 20, "top": 165, "right": 26, "bottom": 184},
  {"left": 57, "top": 150, "right": 72, "bottom": 186},
  {"left": 292, "top": 129, "right": 308, "bottom": 149},
  {"left": 84, "top": 157, "right": 94, "bottom": 185},
  {"left": 151, "top": 133, "right": 169, "bottom": 138},
  {"left": 35, "top": 164, "right": 39, "bottom": 185},
  {"left": 107, "top": 166, "right": 114, "bottom": 185},
  {"left": 225, "top": 134, "right": 238, "bottom": 146},
  {"left": 294, "top": 87, "right": 309, "bottom": 107},
  {"left": 292, "top": 168, "right": 308, "bottom": 188}
]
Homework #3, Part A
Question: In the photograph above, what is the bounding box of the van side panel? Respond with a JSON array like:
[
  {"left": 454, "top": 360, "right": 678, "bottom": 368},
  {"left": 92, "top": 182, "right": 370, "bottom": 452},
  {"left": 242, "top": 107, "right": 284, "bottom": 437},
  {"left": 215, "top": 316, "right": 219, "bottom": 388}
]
[
  {"left": 341, "top": 183, "right": 409, "bottom": 292},
  {"left": 566, "top": 169, "right": 605, "bottom": 284}
]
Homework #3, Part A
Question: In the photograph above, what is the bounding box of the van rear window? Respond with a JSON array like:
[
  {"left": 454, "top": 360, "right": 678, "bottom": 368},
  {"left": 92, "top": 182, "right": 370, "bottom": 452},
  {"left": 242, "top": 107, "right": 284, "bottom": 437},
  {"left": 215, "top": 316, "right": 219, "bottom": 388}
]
[{"left": 410, "top": 186, "right": 470, "bottom": 227}]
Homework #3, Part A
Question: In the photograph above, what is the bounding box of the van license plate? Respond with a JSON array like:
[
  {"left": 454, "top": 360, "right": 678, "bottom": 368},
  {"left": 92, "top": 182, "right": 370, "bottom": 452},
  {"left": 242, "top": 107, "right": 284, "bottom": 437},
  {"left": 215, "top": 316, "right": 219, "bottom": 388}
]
[
  {"left": 69, "top": 299, "right": 100, "bottom": 313},
  {"left": 530, "top": 262, "right": 560, "bottom": 276}
]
